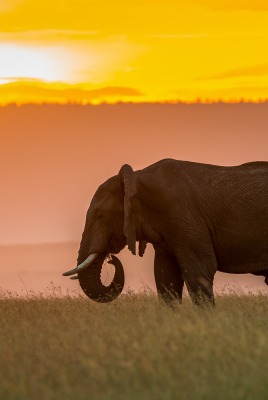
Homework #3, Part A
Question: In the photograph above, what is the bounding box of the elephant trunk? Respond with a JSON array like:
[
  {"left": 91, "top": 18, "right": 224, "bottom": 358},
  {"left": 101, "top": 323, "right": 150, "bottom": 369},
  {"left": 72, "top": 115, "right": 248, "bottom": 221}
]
[
  {"left": 63, "top": 225, "right": 125, "bottom": 302},
  {"left": 78, "top": 254, "right": 125, "bottom": 302}
]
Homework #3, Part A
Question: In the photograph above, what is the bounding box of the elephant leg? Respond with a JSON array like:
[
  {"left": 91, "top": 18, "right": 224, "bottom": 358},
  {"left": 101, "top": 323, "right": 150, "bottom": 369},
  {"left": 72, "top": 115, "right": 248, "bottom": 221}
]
[
  {"left": 184, "top": 272, "right": 215, "bottom": 306},
  {"left": 154, "top": 249, "right": 184, "bottom": 307},
  {"left": 178, "top": 253, "right": 217, "bottom": 306}
]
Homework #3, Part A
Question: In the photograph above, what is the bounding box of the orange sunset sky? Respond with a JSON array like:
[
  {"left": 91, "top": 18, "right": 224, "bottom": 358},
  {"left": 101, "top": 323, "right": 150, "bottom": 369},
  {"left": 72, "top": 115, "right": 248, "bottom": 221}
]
[{"left": 1, "top": 0, "right": 268, "bottom": 104}]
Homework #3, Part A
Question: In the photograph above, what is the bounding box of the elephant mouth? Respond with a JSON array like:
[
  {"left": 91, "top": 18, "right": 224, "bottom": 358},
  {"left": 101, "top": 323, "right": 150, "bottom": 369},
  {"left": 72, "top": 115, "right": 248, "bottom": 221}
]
[{"left": 63, "top": 253, "right": 125, "bottom": 303}]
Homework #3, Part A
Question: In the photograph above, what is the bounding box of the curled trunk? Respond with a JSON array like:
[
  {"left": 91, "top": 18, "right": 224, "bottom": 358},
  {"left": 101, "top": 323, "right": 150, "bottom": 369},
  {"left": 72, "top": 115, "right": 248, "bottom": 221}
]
[{"left": 78, "top": 254, "right": 125, "bottom": 302}]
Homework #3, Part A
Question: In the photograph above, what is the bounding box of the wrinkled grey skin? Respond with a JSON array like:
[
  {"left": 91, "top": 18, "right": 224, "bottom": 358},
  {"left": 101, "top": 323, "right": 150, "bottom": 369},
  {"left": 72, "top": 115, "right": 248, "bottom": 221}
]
[{"left": 73, "top": 159, "right": 268, "bottom": 306}]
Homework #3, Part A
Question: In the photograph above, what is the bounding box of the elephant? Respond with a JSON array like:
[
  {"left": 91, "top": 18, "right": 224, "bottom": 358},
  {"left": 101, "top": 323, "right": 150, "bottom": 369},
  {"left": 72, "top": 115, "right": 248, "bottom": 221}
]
[{"left": 63, "top": 159, "right": 268, "bottom": 306}]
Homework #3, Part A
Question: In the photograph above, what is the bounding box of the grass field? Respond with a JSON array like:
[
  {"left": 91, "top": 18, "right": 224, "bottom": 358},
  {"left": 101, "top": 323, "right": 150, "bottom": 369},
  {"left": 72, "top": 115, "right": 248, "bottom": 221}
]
[{"left": 0, "top": 290, "right": 267, "bottom": 400}]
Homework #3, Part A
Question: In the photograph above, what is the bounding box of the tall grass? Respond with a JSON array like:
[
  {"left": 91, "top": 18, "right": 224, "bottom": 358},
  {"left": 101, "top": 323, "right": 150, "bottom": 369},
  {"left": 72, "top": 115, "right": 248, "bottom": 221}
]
[{"left": 0, "top": 289, "right": 267, "bottom": 400}]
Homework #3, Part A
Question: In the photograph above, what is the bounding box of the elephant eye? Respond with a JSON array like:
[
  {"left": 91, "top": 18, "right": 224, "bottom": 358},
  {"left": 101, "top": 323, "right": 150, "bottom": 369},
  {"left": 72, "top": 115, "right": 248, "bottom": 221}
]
[
  {"left": 96, "top": 212, "right": 103, "bottom": 220},
  {"left": 93, "top": 206, "right": 103, "bottom": 219},
  {"left": 96, "top": 209, "right": 107, "bottom": 221}
]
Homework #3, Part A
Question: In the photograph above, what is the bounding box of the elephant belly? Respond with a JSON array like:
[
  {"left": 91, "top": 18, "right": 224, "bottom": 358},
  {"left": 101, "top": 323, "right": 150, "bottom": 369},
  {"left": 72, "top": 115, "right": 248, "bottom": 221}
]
[{"left": 214, "top": 232, "right": 268, "bottom": 274}]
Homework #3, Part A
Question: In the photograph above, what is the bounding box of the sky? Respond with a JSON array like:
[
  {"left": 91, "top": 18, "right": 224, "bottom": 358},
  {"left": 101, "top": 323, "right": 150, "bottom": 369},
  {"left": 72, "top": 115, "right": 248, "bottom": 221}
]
[{"left": 0, "top": 0, "right": 268, "bottom": 104}]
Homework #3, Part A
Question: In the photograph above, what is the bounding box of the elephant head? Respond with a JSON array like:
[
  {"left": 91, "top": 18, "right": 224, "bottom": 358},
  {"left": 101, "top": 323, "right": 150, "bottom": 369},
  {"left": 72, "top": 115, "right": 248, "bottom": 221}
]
[{"left": 63, "top": 164, "right": 144, "bottom": 302}]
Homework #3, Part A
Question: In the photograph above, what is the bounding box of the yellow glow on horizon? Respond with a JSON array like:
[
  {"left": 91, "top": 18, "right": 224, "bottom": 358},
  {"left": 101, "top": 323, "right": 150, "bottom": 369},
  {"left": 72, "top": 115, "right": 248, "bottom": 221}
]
[{"left": 0, "top": 1, "right": 268, "bottom": 104}]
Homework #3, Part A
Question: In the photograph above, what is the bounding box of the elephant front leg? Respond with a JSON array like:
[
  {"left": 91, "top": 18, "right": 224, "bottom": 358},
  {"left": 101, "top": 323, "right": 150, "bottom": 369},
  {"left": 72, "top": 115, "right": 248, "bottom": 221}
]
[{"left": 154, "top": 249, "right": 184, "bottom": 307}]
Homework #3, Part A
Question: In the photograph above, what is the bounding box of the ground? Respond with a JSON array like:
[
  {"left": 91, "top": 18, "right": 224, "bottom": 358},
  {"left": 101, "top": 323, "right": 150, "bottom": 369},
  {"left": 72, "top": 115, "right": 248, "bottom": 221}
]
[{"left": 0, "top": 290, "right": 267, "bottom": 400}]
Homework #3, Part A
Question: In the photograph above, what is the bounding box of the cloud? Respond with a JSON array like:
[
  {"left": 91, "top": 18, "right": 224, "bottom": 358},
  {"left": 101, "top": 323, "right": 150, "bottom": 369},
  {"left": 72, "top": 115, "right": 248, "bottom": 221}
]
[
  {"left": 85, "top": 86, "right": 143, "bottom": 98},
  {"left": 148, "top": 33, "right": 208, "bottom": 39},
  {"left": 198, "top": 64, "right": 268, "bottom": 80},
  {"left": 0, "top": 80, "right": 143, "bottom": 104},
  {"left": 0, "top": 77, "right": 42, "bottom": 83}
]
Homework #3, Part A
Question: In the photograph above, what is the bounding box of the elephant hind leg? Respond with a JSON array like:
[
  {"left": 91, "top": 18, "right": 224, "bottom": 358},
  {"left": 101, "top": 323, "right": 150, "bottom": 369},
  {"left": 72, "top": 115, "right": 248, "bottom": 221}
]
[
  {"left": 154, "top": 249, "right": 184, "bottom": 307},
  {"left": 185, "top": 273, "right": 215, "bottom": 306},
  {"left": 178, "top": 252, "right": 217, "bottom": 306}
]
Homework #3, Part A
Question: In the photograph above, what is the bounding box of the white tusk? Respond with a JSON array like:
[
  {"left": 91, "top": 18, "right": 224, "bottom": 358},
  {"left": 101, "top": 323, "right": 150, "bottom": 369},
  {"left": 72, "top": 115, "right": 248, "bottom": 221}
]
[
  {"left": 77, "top": 253, "right": 98, "bottom": 271},
  {"left": 63, "top": 253, "right": 98, "bottom": 276}
]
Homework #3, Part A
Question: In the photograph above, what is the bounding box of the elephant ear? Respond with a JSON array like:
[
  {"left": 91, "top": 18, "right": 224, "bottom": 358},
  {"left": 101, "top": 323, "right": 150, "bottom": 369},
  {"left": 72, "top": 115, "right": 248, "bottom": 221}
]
[{"left": 119, "top": 164, "right": 137, "bottom": 255}]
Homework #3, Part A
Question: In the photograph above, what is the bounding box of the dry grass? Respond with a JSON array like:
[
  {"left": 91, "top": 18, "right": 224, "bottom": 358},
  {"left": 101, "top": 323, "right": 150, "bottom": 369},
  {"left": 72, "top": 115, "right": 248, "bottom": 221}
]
[{"left": 0, "top": 288, "right": 267, "bottom": 400}]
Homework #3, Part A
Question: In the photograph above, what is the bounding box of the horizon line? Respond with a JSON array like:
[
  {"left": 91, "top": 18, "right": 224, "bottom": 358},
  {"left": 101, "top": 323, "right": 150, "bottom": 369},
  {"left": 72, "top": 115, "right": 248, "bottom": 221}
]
[{"left": 1, "top": 99, "right": 268, "bottom": 107}]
